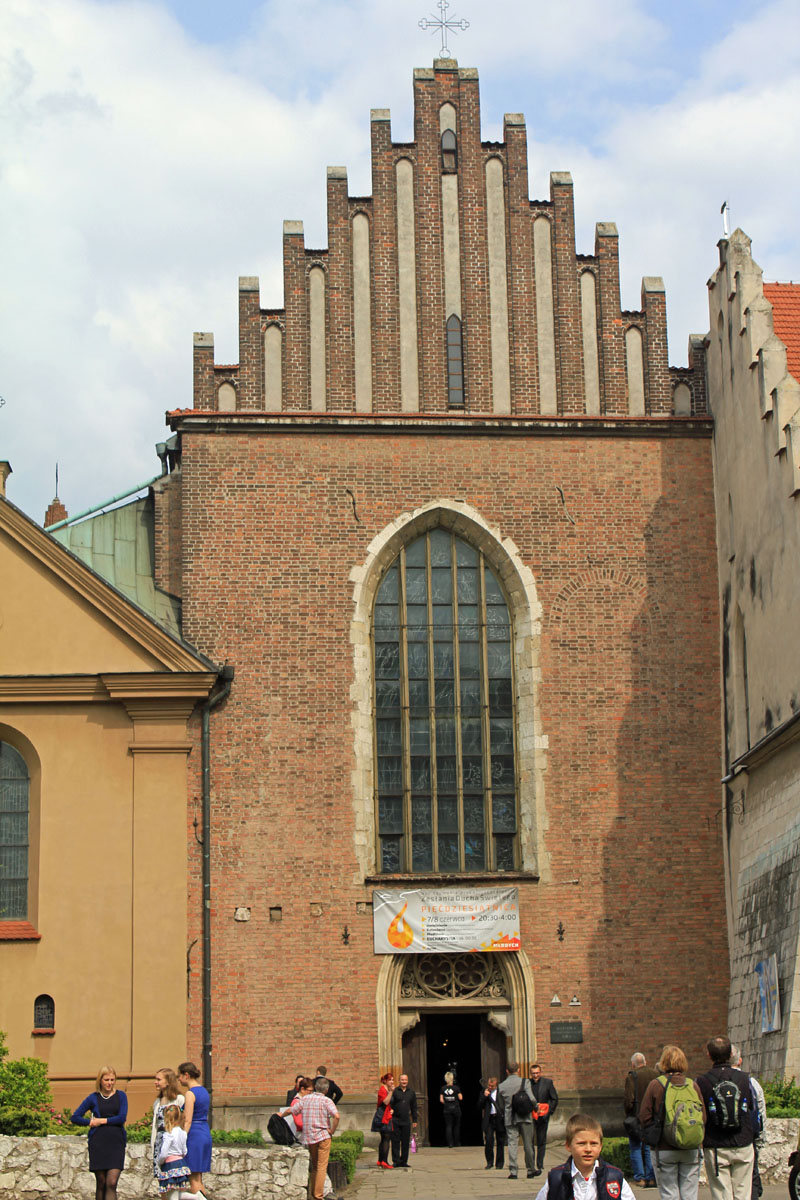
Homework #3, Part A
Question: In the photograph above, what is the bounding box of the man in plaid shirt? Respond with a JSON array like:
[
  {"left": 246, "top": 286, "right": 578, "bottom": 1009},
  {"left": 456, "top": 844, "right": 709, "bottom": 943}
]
[{"left": 291, "top": 1077, "right": 340, "bottom": 1200}]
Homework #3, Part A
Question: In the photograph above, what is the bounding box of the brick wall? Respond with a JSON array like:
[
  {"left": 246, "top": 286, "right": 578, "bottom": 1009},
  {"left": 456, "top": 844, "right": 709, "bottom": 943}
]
[
  {"left": 190, "top": 62, "right": 706, "bottom": 419},
  {"left": 175, "top": 422, "right": 726, "bottom": 1097}
]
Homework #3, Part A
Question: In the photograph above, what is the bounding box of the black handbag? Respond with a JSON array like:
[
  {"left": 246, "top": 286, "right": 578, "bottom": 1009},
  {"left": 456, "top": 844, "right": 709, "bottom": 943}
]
[
  {"left": 623, "top": 1113, "right": 642, "bottom": 1139},
  {"left": 370, "top": 1105, "right": 385, "bottom": 1133},
  {"left": 624, "top": 1069, "right": 645, "bottom": 1142}
]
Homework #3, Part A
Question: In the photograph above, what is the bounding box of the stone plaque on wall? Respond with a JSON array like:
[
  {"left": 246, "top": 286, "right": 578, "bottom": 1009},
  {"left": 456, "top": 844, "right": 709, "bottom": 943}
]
[{"left": 550, "top": 1021, "right": 583, "bottom": 1043}]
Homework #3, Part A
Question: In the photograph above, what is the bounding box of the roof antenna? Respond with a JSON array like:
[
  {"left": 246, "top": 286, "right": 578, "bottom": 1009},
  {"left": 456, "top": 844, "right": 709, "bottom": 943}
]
[
  {"left": 55, "top": 462, "right": 59, "bottom": 498},
  {"left": 721, "top": 201, "right": 730, "bottom": 238}
]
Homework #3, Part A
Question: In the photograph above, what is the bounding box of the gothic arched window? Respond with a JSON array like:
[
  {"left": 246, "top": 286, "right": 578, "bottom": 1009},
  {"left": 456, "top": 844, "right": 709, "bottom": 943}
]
[
  {"left": 373, "top": 529, "right": 517, "bottom": 874},
  {"left": 0, "top": 743, "right": 30, "bottom": 920},
  {"left": 441, "top": 129, "right": 458, "bottom": 173}
]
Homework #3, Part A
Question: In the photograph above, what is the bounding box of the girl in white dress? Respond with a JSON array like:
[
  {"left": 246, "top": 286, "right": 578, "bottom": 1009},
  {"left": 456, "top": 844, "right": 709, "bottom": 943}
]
[{"left": 156, "top": 1104, "right": 192, "bottom": 1200}]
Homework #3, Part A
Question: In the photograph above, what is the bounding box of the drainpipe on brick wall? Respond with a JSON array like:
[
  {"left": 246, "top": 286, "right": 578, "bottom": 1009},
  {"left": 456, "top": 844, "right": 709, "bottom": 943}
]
[{"left": 201, "top": 663, "right": 235, "bottom": 1121}]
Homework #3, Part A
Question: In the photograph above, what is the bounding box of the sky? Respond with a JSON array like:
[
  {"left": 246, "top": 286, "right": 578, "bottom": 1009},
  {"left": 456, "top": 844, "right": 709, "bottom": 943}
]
[{"left": 1, "top": 0, "right": 799, "bottom": 523}]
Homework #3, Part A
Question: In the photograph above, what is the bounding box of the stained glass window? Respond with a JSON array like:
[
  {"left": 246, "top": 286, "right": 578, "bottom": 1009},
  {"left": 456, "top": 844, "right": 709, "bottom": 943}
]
[
  {"left": 0, "top": 743, "right": 29, "bottom": 920},
  {"left": 373, "top": 531, "right": 518, "bottom": 873}
]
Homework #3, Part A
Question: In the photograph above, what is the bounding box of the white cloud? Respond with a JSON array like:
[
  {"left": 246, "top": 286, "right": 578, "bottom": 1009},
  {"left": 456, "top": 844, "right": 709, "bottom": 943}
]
[{"left": 0, "top": 0, "right": 798, "bottom": 522}]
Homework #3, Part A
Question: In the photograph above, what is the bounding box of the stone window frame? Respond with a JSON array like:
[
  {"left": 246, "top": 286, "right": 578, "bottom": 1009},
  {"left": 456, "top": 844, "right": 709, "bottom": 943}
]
[{"left": 350, "top": 500, "right": 548, "bottom": 881}]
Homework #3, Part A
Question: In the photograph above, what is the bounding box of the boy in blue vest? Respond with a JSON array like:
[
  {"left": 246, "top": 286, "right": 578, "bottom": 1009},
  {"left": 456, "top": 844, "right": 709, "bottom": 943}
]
[{"left": 535, "top": 1114, "right": 637, "bottom": 1200}]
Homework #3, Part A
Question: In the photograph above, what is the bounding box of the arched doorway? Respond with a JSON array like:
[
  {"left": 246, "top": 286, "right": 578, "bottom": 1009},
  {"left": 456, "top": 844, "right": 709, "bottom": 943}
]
[{"left": 376, "top": 948, "right": 536, "bottom": 1145}]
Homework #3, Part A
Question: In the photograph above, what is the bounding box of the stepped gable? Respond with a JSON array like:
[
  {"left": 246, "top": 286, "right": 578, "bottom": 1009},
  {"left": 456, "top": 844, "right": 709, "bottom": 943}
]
[{"left": 186, "top": 60, "right": 706, "bottom": 421}]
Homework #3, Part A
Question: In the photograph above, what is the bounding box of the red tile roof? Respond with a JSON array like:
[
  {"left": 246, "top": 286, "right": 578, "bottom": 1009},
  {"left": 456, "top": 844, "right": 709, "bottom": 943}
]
[
  {"left": 0, "top": 921, "right": 41, "bottom": 940},
  {"left": 764, "top": 282, "right": 800, "bottom": 382}
]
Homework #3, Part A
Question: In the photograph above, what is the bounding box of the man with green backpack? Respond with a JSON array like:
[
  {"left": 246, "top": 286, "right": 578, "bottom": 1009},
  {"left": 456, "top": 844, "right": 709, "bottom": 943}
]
[{"left": 640, "top": 1044, "right": 706, "bottom": 1200}]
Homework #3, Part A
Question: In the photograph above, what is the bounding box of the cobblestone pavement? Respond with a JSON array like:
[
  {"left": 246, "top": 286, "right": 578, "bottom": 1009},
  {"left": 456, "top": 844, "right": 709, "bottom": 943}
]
[{"left": 349, "top": 1145, "right": 788, "bottom": 1200}]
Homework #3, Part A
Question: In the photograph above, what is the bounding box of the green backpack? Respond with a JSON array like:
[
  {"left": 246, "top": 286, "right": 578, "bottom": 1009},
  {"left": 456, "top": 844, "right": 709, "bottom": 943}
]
[{"left": 659, "top": 1075, "right": 705, "bottom": 1149}]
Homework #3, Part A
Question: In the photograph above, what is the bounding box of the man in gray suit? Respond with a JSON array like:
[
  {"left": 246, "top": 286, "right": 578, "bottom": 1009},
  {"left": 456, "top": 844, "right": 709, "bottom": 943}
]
[{"left": 498, "top": 1061, "right": 536, "bottom": 1179}]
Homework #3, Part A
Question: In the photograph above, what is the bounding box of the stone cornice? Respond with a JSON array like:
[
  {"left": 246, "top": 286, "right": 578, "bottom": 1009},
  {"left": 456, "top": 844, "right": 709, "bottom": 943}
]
[
  {"left": 0, "top": 496, "right": 215, "bottom": 673},
  {"left": 168, "top": 410, "right": 714, "bottom": 440},
  {"left": 731, "top": 708, "right": 800, "bottom": 774},
  {"left": 0, "top": 672, "right": 216, "bottom": 707},
  {"left": 0, "top": 676, "right": 107, "bottom": 702}
]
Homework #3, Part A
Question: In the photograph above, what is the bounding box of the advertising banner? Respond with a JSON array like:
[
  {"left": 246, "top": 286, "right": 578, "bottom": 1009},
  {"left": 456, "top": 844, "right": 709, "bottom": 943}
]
[{"left": 373, "top": 886, "right": 520, "bottom": 954}]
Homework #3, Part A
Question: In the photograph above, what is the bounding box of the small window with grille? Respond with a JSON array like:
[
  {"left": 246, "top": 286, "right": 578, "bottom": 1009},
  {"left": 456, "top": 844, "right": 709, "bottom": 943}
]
[{"left": 33, "top": 994, "right": 55, "bottom": 1031}]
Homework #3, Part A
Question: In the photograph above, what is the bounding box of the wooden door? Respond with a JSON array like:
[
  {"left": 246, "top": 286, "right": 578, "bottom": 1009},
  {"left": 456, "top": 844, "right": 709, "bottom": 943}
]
[
  {"left": 480, "top": 1014, "right": 507, "bottom": 1083},
  {"left": 402, "top": 1016, "right": 428, "bottom": 1144}
]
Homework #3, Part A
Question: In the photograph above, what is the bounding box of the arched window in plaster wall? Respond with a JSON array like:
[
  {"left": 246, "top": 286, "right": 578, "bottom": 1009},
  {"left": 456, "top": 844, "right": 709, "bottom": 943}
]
[
  {"left": 0, "top": 743, "right": 29, "bottom": 920},
  {"left": 33, "top": 994, "right": 55, "bottom": 1031},
  {"left": 373, "top": 528, "right": 517, "bottom": 873}
]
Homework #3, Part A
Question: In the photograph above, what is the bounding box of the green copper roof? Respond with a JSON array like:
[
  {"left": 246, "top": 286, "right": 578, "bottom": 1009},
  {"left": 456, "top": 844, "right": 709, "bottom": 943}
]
[{"left": 51, "top": 496, "right": 181, "bottom": 639}]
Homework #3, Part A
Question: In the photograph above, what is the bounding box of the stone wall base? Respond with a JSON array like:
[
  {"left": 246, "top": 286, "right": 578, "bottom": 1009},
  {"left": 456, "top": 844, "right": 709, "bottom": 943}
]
[{"left": 0, "top": 1136, "right": 310, "bottom": 1200}]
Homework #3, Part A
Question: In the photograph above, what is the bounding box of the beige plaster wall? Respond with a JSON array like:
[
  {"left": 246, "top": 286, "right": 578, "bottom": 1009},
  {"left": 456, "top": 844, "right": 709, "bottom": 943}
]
[
  {"left": 0, "top": 535, "right": 162, "bottom": 674},
  {"left": 708, "top": 232, "right": 800, "bottom": 755},
  {"left": 0, "top": 702, "right": 189, "bottom": 1107},
  {"left": 706, "top": 229, "right": 800, "bottom": 1076},
  {"left": 0, "top": 516, "right": 211, "bottom": 1116}
]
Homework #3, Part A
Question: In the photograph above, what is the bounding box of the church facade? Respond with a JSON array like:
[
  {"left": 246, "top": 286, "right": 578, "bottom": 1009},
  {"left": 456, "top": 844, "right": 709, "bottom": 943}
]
[
  {"left": 1, "top": 60, "right": 733, "bottom": 1136},
  {"left": 163, "top": 60, "right": 725, "bottom": 1132}
]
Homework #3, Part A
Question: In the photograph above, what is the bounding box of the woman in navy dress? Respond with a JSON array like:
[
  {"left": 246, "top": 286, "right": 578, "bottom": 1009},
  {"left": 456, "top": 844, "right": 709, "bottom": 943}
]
[
  {"left": 178, "top": 1060, "right": 212, "bottom": 1195},
  {"left": 71, "top": 1065, "right": 128, "bottom": 1200}
]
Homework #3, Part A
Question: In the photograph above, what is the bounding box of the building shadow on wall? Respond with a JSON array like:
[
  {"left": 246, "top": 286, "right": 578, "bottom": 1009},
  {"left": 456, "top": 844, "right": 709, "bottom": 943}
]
[
  {"left": 595, "top": 444, "right": 726, "bottom": 1077},
  {"left": 545, "top": 442, "right": 727, "bottom": 1089}
]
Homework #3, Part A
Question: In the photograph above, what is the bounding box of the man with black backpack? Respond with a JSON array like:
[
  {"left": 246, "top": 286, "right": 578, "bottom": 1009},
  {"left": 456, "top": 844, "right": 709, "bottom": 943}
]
[
  {"left": 696, "top": 1036, "right": 755, "bottom": 1200},
  {"left": 498, "top": 1061, "right": 537, "bottom": 1180}
]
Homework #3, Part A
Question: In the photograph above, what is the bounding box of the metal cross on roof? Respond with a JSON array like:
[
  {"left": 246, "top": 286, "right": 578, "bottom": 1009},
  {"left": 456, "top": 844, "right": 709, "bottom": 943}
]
[{"left": 419, "top": 0, "right": 469, "bottom": 59}]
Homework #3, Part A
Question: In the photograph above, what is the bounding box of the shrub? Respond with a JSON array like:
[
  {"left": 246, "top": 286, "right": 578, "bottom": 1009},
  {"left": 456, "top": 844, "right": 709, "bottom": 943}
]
[
  {"left": 602, "top": 1137, "right": 632, "bottom": 1175},
  {"left": 47, "top": 1105, "right": 87, "bottom": 1136},
  {"left": 329, "top": 1135, "right": 360, "bottom": 1182},
  {"left": 336, "top": 1129, "right": 364, "bottom": 1152},
  {"left": 127, "top": 1111, "right": 154, "bottom": 1144},
  {"left": 211, "top": 1127, "right": 266, "bottom": 1147},
  {"left": 0, "top": 1041, "right": 53, "bottom": 1137},
  {"left": 763, "top": 1077, "right": 800, "bottom": 1117}
]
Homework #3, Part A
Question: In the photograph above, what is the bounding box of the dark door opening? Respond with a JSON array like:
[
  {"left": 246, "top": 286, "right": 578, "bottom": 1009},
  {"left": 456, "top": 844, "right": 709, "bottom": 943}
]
[{"left": 425, "top": 1012, "right": 483, "bottom": 1146}]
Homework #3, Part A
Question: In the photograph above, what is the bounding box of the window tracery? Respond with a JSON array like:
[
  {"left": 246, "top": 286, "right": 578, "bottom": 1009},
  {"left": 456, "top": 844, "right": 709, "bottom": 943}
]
[
  {"left": 400, "top": 951, "right": 507, "bottom": 999},
  {"left": 373, "top": 528, "right": 517, "bottom": 873}
]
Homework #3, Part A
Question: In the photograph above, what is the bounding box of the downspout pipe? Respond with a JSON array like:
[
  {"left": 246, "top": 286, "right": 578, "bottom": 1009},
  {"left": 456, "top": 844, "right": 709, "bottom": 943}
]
[{"left": 201, "top": 662, "right": 234, "bottom": 1121}]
